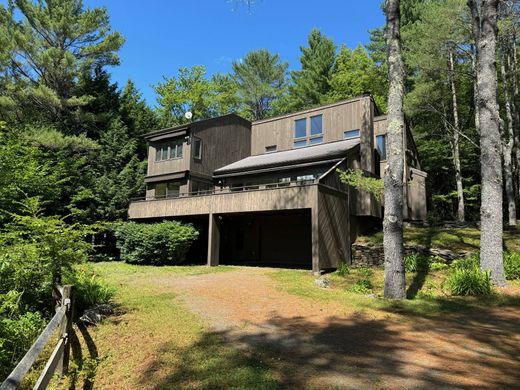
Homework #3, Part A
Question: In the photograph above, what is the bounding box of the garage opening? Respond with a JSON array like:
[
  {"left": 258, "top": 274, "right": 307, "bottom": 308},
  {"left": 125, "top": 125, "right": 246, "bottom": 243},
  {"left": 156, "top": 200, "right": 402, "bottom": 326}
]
[{"left": 219, "top": 209, "right": 312, "bottom": 269}]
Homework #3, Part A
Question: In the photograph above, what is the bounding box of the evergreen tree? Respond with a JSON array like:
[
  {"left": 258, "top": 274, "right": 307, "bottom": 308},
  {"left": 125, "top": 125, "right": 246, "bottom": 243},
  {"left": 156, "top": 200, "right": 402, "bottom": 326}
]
[
  {"left": 232, "top": 49, "right": 288, "bottom": 120},
  {"left": 283, "top": 29, "right": 336, "bottom": 111},
  {"left": 0, "top": 0, "right": 124, "bottom": 127}
]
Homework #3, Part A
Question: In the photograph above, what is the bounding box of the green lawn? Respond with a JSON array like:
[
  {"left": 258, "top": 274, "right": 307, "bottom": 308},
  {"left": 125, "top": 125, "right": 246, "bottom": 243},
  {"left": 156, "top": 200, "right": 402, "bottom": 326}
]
[{"left": 357, "top": 225, "right": 520, "bottom": 253}]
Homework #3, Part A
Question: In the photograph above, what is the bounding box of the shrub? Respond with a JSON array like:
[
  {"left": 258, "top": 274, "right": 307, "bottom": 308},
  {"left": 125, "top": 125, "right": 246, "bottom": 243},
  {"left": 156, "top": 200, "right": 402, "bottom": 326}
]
[
  {"left": 64, "top": 265, "right": 115, "bottom": 316},
  {"left": 114, "top": 221, "right": 199, "bottom": 265},
  {"left": 504, "top": 251, "right": 520, "bottom": 280},
  {"left": 350, "top": 279, "right": 373, "bottom": 294},
  {"left": 404, "top": 253, "right": 430, "bottom": 272},
  {"left": 336, "top": 263, "right": 350, "bottom": 277},
  {"left": 358, "top": 267, "right": 374, "bottom": 279},
  {"left": 446, "top": 267, "right": 492, "bottom": 296}
]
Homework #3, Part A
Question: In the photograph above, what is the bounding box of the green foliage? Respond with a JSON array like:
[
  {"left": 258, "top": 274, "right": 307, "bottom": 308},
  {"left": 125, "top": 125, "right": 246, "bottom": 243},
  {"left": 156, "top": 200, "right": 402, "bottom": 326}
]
[
  {"left": 154, "top": 65, "right": 240, "bottom": 127},
  {"left": 504, "top": 252, "right": 520, "bottom": 280},
  {"left": 404, "top": 253, "right": 430, "bottom": 273},
  {"left": 232, "top": 49, "right": 288, "bottom": 120},
  {"left": 281, "top": 29, "right": 336, "bottom": 111},
  {"left": 349, "top": 279, "right": 373, "bottom": 294},
  {"left": 358, "top": 267, "right": 374, "bottom": 279},
  {"left": 328, "top": 45, "right": 387, "bottom": 110},
  {"left": 114, "top": 221, "right": 199, "bottom": 265},
  {"left": 336, "top": 263, "right": 350, "bottom": 277},
  {"left": 338, "top": 169, "right": 384, "bottom": 201},
  {"left": 64, "top": 264, "right": 115, "bottom": 316},
  {"left": 0, "top": 0, "right": 124, "bottom": 125},
  {"left": 447, "top": 256, "right": 492, "bottom": 296}
]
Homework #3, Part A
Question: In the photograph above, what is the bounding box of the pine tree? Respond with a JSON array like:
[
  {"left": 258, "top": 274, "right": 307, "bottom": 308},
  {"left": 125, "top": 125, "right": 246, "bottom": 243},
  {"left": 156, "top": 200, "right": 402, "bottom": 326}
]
[{"left": 232, "top": 49, "right": 288, "bottom": 120}]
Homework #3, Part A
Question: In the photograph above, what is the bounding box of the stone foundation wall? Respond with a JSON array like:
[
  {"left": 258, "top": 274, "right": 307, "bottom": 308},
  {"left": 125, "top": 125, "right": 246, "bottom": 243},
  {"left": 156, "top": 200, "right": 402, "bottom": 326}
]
[{"left": 351, "top": 243, "right": 471, "bottom": 266}]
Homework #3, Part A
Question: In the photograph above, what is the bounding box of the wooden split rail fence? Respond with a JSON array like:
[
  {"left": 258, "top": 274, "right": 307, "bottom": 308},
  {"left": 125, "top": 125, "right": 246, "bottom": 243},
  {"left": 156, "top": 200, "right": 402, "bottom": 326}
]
[{"left": 0, "top": 285, "right": 74, "bottom": 390}]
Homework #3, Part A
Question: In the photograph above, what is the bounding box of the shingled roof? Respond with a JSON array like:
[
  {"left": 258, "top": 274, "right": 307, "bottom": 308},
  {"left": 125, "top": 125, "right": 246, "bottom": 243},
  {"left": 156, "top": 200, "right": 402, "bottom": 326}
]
[{"left": 214, "top": 138, "right": 360, "bottom": 177}]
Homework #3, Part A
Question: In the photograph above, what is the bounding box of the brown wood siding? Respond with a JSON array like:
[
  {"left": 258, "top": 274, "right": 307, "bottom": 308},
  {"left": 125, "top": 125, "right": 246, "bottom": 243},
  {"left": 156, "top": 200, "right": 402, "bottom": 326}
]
[
  {"left": 146, "top": 142, "right": 191, "bottom": 177},
  {"left": 318, "top": 186, "right": 351, "bottom": 268},
  {"left": 251, "top": 97, "right": 370, "bottom": 155},
  {"left": 190, "top": 116, "right": 251, "bottom": 178},
  {"left": 129, "top": 185, "right": 318, "bottom": 219}
]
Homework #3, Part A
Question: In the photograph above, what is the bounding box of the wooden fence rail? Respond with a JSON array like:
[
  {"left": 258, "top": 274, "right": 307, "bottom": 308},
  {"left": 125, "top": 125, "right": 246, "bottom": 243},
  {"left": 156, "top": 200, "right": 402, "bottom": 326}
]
[{"left": 0, "top": 285, "right": 74, "bottom": 390}]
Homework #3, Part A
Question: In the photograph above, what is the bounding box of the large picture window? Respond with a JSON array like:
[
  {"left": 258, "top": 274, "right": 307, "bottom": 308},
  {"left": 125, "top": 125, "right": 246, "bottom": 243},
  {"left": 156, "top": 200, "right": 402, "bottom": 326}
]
[
  {"left": 155, "top": 138, "right": 184, "bottom": 161},
  {"left": 293, "top": 114, "right": 324, "bottom": 148}
]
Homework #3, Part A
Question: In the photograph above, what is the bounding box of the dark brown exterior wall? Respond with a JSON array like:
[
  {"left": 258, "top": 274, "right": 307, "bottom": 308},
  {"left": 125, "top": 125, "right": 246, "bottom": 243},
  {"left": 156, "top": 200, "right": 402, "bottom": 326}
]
[{"left": 190, "top": 115, "right": 251, "bottom": 179}]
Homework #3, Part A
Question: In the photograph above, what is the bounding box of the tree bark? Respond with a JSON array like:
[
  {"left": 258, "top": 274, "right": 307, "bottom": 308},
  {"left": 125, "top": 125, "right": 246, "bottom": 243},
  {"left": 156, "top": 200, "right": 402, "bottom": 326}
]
[
  {"left": 448, "top": 47, "right": 465, "bottom": 222},
  {"left": 383, "top": 0, "right": 406, "bottom": 299},
  {"left": 500, "top": 55, "right": 517, "bottom": 226},
  {"left": 509, "top": 39, "right": 520, "bottom": 200},
  {"left": 469, "top": 0, "right": 505, "bottom": 286}
]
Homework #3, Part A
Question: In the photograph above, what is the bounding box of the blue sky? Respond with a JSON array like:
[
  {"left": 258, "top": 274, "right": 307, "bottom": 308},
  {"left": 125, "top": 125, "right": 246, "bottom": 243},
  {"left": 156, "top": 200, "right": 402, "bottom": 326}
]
[
  {"left": 10, "top": 0, "right": 386, "bottom": 105},
  {"left": 85, "top": 0, "right": 385, "bottom": 105}
]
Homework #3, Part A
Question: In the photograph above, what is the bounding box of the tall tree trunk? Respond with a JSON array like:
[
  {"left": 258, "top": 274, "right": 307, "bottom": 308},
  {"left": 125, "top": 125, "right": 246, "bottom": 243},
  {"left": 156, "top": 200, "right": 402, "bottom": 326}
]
[
  {"left": 448, "top": 48, "right": 465, "bottom": 222},
  {"left": 384, "top": 0, "right": 406, "bottom": 299},
  {"left": 509, "top": 41, "right": 520, "bottom": 200},
  {"left": 469, "top": 0, "right": 505, "bottom": 286},
  {"left": 500, "top": 55, "right": 517, "bottom": 226}
]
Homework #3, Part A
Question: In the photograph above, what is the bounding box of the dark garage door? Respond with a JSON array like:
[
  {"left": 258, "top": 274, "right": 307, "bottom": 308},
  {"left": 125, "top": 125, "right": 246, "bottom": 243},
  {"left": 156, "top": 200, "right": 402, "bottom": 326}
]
[{"left": 220, "top": 210, "right": 312, "bottom": 269}]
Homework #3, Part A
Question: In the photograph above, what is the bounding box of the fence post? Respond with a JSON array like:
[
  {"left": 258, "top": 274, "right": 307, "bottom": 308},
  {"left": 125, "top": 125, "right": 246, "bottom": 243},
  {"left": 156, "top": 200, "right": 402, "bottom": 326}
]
[{"left": 57, "top": 285, "right": 74, "bottom": 376}]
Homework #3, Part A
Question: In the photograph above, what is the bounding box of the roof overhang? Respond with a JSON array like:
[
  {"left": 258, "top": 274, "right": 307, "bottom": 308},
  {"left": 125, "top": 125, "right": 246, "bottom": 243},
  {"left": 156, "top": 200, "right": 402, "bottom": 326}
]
[{"left": 144, "top": 171, "right": 187, "bottom": 184}]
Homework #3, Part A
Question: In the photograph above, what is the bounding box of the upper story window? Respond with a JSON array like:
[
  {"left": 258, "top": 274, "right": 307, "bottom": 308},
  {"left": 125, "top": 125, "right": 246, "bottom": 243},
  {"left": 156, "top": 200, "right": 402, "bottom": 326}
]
[
  {"left": 265, "top": 145, "right": 277, "bottom": 153},
  {"left": 294, "top": 118, "right": 307, "bottom": 138},
  {"left": 343, "top": 129, "right": 360, "bottom": 140},
  {"left": 155, "top": 138, "right": 183, "bottom": 162},
  {"left": 376, "top": 134, "right": 387, "bottom": 160},
  {"left": 153, "top": 181, "right": 180, "bottom": 198},
  {"left": 293, "top": 114, "right": 323, "bottom": 148},
  {"left": 310, "top": 115, "right": 322, "bottom": 135},
  {"left": 193, "top": 137, "right": 202, "bottom": 159}
]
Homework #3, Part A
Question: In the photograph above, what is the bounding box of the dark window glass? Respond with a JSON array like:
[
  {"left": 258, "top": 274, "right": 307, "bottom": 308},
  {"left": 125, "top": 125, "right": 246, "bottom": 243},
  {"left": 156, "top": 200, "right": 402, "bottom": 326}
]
[
  {"left": 343, "top": 129, "right": 360, "bottom": 139},
  {"left": 310, "top": 136, "right": 323, "bottom": 145},
  {"left": 167, "top": 182, "right": 180, "bottom": 197},
  {"left": 377, "top": 135, "right": 387, "bottom": 160},
  {"left": 310, "top": 115, "right": 322, "bottom": 135},
  {"left": 193, "top": 138, "right": 202, "bottom": 159},
  {"left": 294, "top": 118, "right": 307, "bottom": 138},
  {"left": 265, "top": 145, "right": 277, "bottom": 153},
  {"left": 155, "top": 183, "right": 166, "bottom": 198},
  {"left": 176, "top": 141, "right": 183, "bottom": 158},
  {"left": 293, "top": 139, "right": 307, "bottom": 148}
]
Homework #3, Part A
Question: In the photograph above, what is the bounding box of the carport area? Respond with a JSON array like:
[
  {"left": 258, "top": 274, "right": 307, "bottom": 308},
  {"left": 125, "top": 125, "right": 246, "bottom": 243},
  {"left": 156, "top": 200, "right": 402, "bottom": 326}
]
[{"left": 218, "top": 209, "right": 312, "bottom": 269}]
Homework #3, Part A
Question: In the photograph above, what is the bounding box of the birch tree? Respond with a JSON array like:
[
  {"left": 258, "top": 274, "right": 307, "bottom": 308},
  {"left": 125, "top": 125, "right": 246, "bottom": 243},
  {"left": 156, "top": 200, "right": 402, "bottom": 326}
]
[
  {"left": 468, "top": 0, "right": 506, "bottom": 286},
  {"left": 384, "top": 0, "right": 406, "bottom": 299}
]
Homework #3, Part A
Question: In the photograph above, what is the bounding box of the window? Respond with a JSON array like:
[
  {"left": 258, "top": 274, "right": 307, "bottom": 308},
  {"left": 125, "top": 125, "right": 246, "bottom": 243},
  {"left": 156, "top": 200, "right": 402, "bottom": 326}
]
[
  {"left": 376, "top": 135, "right": 387, "bottom": 160},
  {"left": 343, "top": 129, "right": 360, "bottom": 139},
  {"left": 310, "top": 115, "right": 322, "bottom": 135},
  {"left": 167, "top": 182, "right": 180, "bottom": 197},
  {"left": 297, "top": 174, "right": 315, "bottom": 184},
  {"left": 310, "top": 136, "right": 323, "bottom": 145},
  {"left": 193, "top": 137, "right": 202, "bottom": 159},
  {"left": 265, "top": 145, "right": 277, "bottom": 153},
  {"left": 155, "top": 183, "right": 166, "bottom": 198},
  {"left": 155, "top": 138, "right": 184, "bottom": 161},
  {"left": 278, "top": 177, "right": 291, "bottom": 187},
  {"left": 294, "top": 118, "right": 307, "bottom": 138},
  {"left": 293, "top": 140, "right": 307, "bottom": 148}
]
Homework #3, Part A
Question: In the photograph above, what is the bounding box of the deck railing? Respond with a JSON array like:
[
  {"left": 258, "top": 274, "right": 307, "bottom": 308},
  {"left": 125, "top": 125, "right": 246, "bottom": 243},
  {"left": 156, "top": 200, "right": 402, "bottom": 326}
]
[
  {"left": 0, "top": 285, "right": 74, "bottom": 390},
  {"left": 131, "top": 178, "right": 318, "bottom": 202}
]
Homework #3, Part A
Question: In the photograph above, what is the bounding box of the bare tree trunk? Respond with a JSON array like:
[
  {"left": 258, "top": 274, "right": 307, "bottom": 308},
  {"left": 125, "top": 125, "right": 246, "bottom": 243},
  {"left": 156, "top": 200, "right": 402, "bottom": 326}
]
[
  {"left": 510, "top": 41, "right": 520, "bottom": 200},
  {"left": 384, "top": 0, "right": 406, "bottom": 299},
  {"left": 500, "top": 55, "right": 517, "bottom": 226},
  {"left": 448, "top": 48, "right": 465, "bottom": 222},
  {"left": 469, "top": 0, "right": 505, "bottom": 286}
]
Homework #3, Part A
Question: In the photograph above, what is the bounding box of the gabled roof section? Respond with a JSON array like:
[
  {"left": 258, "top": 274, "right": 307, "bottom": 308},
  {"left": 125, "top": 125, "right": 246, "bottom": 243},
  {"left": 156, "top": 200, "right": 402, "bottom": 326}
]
[
  {"left": 214, "top": 139, "right": 360, "bottom": 178},
  {"left": 144, "top": 113, "right": 250, "bottom": 141}
]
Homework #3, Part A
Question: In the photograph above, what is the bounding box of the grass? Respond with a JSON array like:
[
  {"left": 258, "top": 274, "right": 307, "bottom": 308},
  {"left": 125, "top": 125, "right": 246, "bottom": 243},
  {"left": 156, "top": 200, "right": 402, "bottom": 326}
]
[
  {"left": 356, "top": 225, "right": 520, "bottom": 253},
  {"left": 270, "top": 266, "right": 520, "bottom": 318},
  {"left": 58, "top": 262, "right": 280, "bottom": 389}
]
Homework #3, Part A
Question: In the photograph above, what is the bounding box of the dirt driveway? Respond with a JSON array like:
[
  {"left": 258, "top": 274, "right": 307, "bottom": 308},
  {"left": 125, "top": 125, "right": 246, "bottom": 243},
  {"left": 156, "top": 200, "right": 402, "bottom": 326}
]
[{"left": 170, "top": 267, "right": 520, "bottom": 390}]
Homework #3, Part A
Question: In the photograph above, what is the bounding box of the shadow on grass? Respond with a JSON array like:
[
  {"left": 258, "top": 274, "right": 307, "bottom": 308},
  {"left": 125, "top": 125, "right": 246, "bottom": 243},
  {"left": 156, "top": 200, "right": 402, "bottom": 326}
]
[
  {"left": 68, "top": 322, "right": 99, "bottom": 390},
  {"left": 138, "top": 307, "right": 520, "bottom": 389},
  {"left": 406, "top": 228, "right": 435, "bottom": 299}
]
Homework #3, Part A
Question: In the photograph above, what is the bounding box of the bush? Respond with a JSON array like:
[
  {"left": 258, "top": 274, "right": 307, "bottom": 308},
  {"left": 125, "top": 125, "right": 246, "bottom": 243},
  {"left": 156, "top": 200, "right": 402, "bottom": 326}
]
[
  {"left": 114, "top": 221, "right": 199, "bottom": 265},
  {"left": 504, "top": 251, "right": 520, "bottom": 280},
  {"left": 446, "top": 256, "right": 492, "bottom": 296},
  {"left": 336, "top": 263, "right": 350, "bottom": 277},
  {"left": 350, "top": 279, "right": 373, "bottom": 294},
  {"left": 64, "top": 265, "right": 115, "bottom": 316},
  {"left": 358, "top": 267, "right": 374, "bottom": 279},
  {"left": 404, "top": 253, "right": 430, "bottom": 272}
]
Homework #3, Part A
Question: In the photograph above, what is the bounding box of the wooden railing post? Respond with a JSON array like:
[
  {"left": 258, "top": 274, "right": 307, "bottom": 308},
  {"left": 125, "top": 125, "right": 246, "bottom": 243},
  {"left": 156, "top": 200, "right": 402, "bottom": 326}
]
[{"left": 57, "top": 285, "right": 74, "bottom": 376}]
